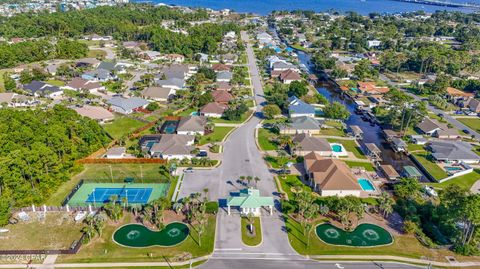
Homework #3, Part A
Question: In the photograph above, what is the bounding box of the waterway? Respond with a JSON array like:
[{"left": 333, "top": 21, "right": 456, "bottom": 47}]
[
  {"left": 146, "top": 0, "right": 478, "bottom": 15},
  {"left": 296, "top": 51, "right": 420, "bottom": 176}
]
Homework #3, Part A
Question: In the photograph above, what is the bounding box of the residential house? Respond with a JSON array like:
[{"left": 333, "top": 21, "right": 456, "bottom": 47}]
[
  {"left": 212, "top": 90, "right": 234, "bottom": 104},
  {"left": 148, "top": 134, "right": 195, "bottom": 160},
  {"left": 304, "top": 152, "right": 361, "bottom": 197},
  {"left": 357, "top": 82, "right": 389, "bottom": 95},
  {"left": 138, "top": 51, "right": 162, "bottom": 61},
  {"left": 200, "top": 102, "right": 228, "bottom": 118},
  {"left": 161, "top": 54, "right": 185, "bottom": 63},
  {"left": 446, "top": 87, "right": 473, "bottom": 102},
  {"left": 367, "top": 40, "right": 381, "bottom": 48},
  {"left": 464, "top": 98, "right": 480, "bottom": 113},
  {"left": 416, "top": 118, "right": 459, "bottom": 139},
  {"left": 156, "top": 77, "right": 185, "bottom": 90},
  {"left": 219, "top": 53, "right": 237, "bottom": 64},
  {"left": 0, "top": 92, "right": 36, "bottom": 107},
  {"left": 63, "top": 77, "right": 104, "bottom": 92},
  {"left": 142, "top": 86, "right": 176, "bottom": 102},
  {"left": 428, "top": 140, "right": 480, "bottom": 164},
  {"left": 279, "top": 116, "right": 324, "bottom": 135},
  {"left": 279, "top": 70, "right": 301, "bottom": 84},
  {"left": 212, "top": 63, "right": 232, "bottom": 72},
  {"left": 257, "top": 32, "right": 274, "bottom": 48},
  {"left": 292, "top": 133, "right": 332, "bottom": 156},
  {"left": 81, "top": 69, "right": 115, "bottom": 82},
  {"left": 177, "top": 115, "right": 207, "bottom": 135},
  {"left": 104, "top": 147, "right": 126, "bottom": 159},
  {"left": 215, "top": 82, "right": 233, "bottom": 91},
  {"left": 23, "top": 81, "right": 63, "bottom": 98},
  {"left": 75, "top": 58, "right": 100, "bottom": 68},
  {"left": 74, "top": 105, "right": 114, "bottom": 123},
  {"left": 288, "top": 96, "right": 315, "bottom": 118},
  {"left": 106, "top": 97, "right": 149, "bottom": 114},
  {"left": 216, "top": 71, "right": 233, "bottom": 82}
]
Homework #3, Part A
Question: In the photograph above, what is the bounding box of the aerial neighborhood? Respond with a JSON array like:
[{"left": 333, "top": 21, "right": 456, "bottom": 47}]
[{"left": 0, "top": 2, "right": 479, "bottom": 269}]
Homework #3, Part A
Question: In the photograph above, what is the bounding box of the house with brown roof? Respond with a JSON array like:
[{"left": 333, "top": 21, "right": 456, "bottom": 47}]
[
  {"left": 74, "top": 105, "right": 114, "bottom": 123},
  {"left": 304, "top": 152, "right": 361, "bottom": 197},
  {"left": 215, "top": 82, "right": 233, "bottom": 91},
  {"left": 148, "top": 134, "right": 195, "bottom": 160},
  {"left": 0, "top": 92, "right": 36, "bottom": 108},
  {"left": 63, "top": 77, "right": 104, "bottom": 93},
  {"left": 200, "top": 102, "right": 228, "bottom": 118},
  {"left": 212, "top": 63, "right": 232, "bottom": 72},
  {"left": 279, "top": 70, "right": 302, "bottom": 84},
  {"left": 357, "top": 82, "right": 389, "bottom": 95},
  {"left": 177, "top": 115, "right": 207, "bottom": 135},
  {"left": 446, "top": 87, "right": 473, "bottom": 102},
  {"left": 142, "top": 86, "right": 176, "bottom": 102},
  {"left": 212, "top": 90, "right": 234, "bottom": 104}
]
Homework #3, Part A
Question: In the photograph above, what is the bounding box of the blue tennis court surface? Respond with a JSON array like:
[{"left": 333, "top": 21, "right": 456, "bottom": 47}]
[{"left": 86, "top": 187, "right": 152, "bottom": 204}]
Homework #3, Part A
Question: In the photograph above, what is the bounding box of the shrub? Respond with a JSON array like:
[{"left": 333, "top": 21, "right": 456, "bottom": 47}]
[{"left": 205, "top": 201, "right": 219, "bottom": 214}]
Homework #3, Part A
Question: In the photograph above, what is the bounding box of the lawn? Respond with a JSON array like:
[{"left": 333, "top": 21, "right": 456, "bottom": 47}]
[
  {"left": 211, "top": 110, "right": 253, "bottom": 124},
  {"left": 264, "top": 155, "right": 297, "bottom": 169},
  {"left": 0, "top": 212, "right": 83, "bottom": 250},
  {"left": 407, "top": 143, "right": 424, "bottom": 152},
  {"left": 58, "top": 214, "right": 216, "bottom": 263},
  {"left": 47, "top": 164, "right": 172, "bottom": 205},
  {"left": 344, "top": 161, "right": 375, "bottom": 171},
  {"left": 46, "top": 79, "right": 66, "bottom": 86},
  {"left": 411, "top": 151, "right": 448, "bottom": 181},
  {"left": 87, "top": 49, "right": 107, "bottom": 58},
  {"left": 0, "top": 69, "right": 7, "bottom": 91},
  {"left": 285, "top": 216, "right": 468, "bottom": 262},
  {"left": 257, "top": 128, "right": 278, "bottom": 151},
  {"left": 319, "top": 127, "right": 346, "bottom": 137},
  {"left": 198, "top": 126, "right": 234, "bottom": 145},
  {"left": 327, "top": 139, "right": 366, "bottom": 159},
  {"left": 429, "top": 169, "right": 480, "bottom": 190},
  {"left": 457, "top": 118, "right": 480, "bottom": 133},
  {"left": 103, "top": 116, "right": 145, "bottom": 139},
  {"left": 241, "top": 217, "right": 262, "bottom": 246},
  {"left": 278, "top": 175, "right": 312, "bottom": 199}
]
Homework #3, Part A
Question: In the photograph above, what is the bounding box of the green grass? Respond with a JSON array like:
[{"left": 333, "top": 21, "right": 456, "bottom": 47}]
[
  {"left": 167, "top": 176, "right": 179, "bottom": 201},
  {"left": 198, "top": 127, "right": 234, "bottom": 145},
  {"left": 87, "top": 49, "right": 107, "bottom": 58},
  {"left": 47, "top": 164, "right": 172, "bottom": 205},
  {"left": 344, "top": 161, "right": 375, "bottom": 171},
  {"left": 211, "top": 110, "right": 253, "bottom": 124},
  {"left": 327, "top": 139, "right": 366, "bottom": 159},
  {"left": 285, "top": 215, "right": 462, "bottom": 261},
  {"left": 176, "top": 108, "right": 197, "bottom": 116},
  {"left": 429, "top": 169, "right": 480, "bottom": 190},
  {"left": 264, "top": 156, "right": 296, "bottom": 169},
  {"left": 407, "top": 143, "right": 425, "bottom": 152},
  {"left": 103, "top": 117, "right": 145, "bottom": 139},
  {"left": 278, "top": 175, "right": 312, "bottom": 199},
  {"left": 0, "top": 69, "right": 6, "bottom": 91},
  {"left": 257, "top": 128, "right": 278, "bottom": 151},
  {"left": 241, "top": 217, "right": 262, "bottom": 246},
  {"left": 46, "top": 79, "right": 65, "bottom": 86},
  {"left": 411, "top": 151, "right": 448, "bottom": 181},
  {"left": 0, "top": 212, "right": 83, "bottom": 250},
  {"left": 58, "top": 214, "right": 216, "bottom": 263},
  {"left": 457, "top": 118, "right": 480, "bottom": 133},
  {"left": 319, "top": 127, "right": 346, "bottom": 137}
]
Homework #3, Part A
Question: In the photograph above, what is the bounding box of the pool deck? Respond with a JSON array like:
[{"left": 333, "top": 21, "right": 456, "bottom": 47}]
[{"left": 351, "top": 168, "right": 385, "bottom": 198}]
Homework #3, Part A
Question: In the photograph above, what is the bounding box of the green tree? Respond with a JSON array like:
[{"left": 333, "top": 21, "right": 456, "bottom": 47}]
[{"left": 262, "top": 104, "right": 281, "bottom": 119}]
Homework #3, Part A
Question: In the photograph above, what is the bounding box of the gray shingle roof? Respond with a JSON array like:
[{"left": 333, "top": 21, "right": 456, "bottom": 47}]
[
  {"left": 280, "top": 116, "right": 323, "bottom": 131},
  {"left": 288, "top": 96, "right": 315, "bottom": 115},
  {"left": 292, "top": 133, "right": 331, "bottom": 152},
  {"left": 429, "top": 140, "right": 480, "bottom": 161},
  {"left": 107, "top": 97, "right": 149, "bottom": 113}
]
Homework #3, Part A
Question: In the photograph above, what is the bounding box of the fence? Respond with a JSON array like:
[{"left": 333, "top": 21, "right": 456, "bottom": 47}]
[
  {"left": 62, "top": 179, "right": 85, "bottom": 206},
  {"left": 76, "top": 158, "right": 168, "bottom": 164}
]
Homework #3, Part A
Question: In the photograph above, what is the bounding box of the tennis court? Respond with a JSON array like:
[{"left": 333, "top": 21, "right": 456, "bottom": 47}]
[
  {"left": 67, "top": 183, "right": 169, "bottom": 207},
  {"left": 86, "top": 188, "right": 153, "bottom": 204}
]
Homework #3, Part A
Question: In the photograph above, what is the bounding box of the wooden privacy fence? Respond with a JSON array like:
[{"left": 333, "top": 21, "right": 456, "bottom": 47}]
[{"left": 76, "top": 158, "right": 167, "bottom": 164}]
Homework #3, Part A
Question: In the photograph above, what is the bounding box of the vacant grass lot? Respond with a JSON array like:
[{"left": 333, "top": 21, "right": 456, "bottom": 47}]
[
  {"left": 327, "top": 138, "right": 366, "bottom": 159},
  {"left": 0, "top": 212, "right": 83, "bottom": 250},
  {"left": 429, "top": 169, "right": 480, "bottom": 190},
  {"left": 47, "top": 164, "right": 171, "bottom": 205},
  {"left": 198, "top": 126, "right": 234, "bottom": 145},
  {"left": 58, "top": 214, "right": 216, "bottom": 263},
  {"left": 278, "top": 175, "right": 311, "bottom": 199},
  {"left": 257, "top": 128, "right": 278, "bottom": 151},
  {"left": 411, "top": 151, "right": 448, "bottom": 181},
  {"left": 241, "top": 217, "right": 262, "bottom": 246},
  {"left": 457, "top": 117, "right": 480, "bottom": 133},
  {"left": 87, "top": 49, "right": 107, "bottom": 59},
  {"left": 46, "top": 79, "right": 66, "bottom": 86},
  {"left": 103, "top": 116, "right": 145, "bottom": 139}
]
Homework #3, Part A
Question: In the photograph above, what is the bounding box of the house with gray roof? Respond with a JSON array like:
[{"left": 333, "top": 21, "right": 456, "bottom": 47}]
[
  {"left": 291, "top": 133, "right": 332, "bottom": 156},
  {"left": 177, "top": 115, "right": 207, "bottom": 135},
  {"left": 287, "top": 96, "right": 315, "bottom": 118},
  {"left": 148, "top": 134, "right": 195, "bottom": 160},
  {"left": 0, "top": 92, "right": 36, "bottom": 107},
  {"left": 23, "top": 81, "right": 63, "bottom": 98},
  {"left": 106, "top": 97, "right": 149, "bottom": 114},
  {"left": 279, "top": 116, "right": 324, "bottom": 135},
  {"left": 142, "top": 86, "right": 176, "bottom": 102},
  {"left": 216, "top": 71, "right": 233, "bottom": 82},
  {"left": 428, "top": 140, "right": 480, "bottom": 164},
  {"left": 155, "top": 77, "right": 185, "bottom": 90},
  {"left": 104, "top": 147, "right": 126, "bottom": 159}
]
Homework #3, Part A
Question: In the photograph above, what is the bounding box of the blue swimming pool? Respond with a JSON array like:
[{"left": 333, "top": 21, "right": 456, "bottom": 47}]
[
  {"left": 331, "top": 144, "right": 343, "bottom": 153},
  {"left": 445, "top": 166, "right": 462, "bottom": 172},
  {"left": 358, "top": 178, "right": 375, "bottom": 191},
  {"left": 190, "top": 111, "right": 199, "bottom": 116},
  {"left": 162, "top": 121, "right": 178, "bottom": 134}
]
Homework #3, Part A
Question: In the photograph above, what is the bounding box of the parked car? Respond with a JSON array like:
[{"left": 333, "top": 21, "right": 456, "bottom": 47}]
[
  {"left": 424, "top": 186, "right": 438, "bottom": 197},
  {"left": 197, "top": 150, "right": 208, "bottom": 157},
  {"left": 184, "top": 167, "right": 194, "bottom": 173},
  {"left": 463, "top": 129, "right": 470, "bottom": 134}
]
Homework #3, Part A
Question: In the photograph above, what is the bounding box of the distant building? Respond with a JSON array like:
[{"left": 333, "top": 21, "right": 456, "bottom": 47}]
[{"left": 106, "top": 97, "right": 149, "bottom": 114}]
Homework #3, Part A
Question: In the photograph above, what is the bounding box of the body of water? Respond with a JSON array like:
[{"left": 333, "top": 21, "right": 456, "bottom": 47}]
[{"left": 145, "top": 0, "right": 478, "bottom": 15}]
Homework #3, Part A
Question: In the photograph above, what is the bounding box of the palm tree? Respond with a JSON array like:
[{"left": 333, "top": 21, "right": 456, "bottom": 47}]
[
  {"left": 173, "top": 202, "right": 184, "bottom": 215},
  {"left": 203, "top": 188, "right": 209, "bottom": 201},
  {"left": 319, "top": 204, "right": 329, "bottom": 216},
  {"left": 246, "top": 176, "right": 253, "bottom": 186},
  {"left": 378, "top": 192, "right": 394, "bottom": 218},
  {"left": 254, "top": 177, "right": 260, "bottom": 187}
]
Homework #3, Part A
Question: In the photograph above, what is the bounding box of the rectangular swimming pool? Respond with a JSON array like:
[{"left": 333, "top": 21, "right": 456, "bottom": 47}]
[
  {"left": 358, "top": 178, "right": 375, "bottom": 191},
  {"left": 444, "top": 166, "right": 462, "bottom": 172}
]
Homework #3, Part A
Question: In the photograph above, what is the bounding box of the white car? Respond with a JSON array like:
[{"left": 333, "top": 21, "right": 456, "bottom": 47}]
[{"left": 424, "top": 186, "right": 438, "bottom": 197}]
